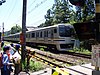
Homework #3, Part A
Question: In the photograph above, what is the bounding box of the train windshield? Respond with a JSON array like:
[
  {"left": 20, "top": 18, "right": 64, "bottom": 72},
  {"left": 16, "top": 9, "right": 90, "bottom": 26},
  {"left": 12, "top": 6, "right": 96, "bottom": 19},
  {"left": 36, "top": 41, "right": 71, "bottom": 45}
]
[{"left": 59, "top": 25, "right": 75, "bottom": 37}]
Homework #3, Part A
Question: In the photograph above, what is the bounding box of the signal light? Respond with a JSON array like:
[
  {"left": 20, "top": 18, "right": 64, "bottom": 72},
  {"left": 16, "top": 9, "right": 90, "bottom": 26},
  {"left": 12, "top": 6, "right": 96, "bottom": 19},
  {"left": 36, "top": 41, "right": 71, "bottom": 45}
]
[
  {"left": 2, "top": 0, "right": 6, "bottom": 3},
  {"left": 0, "top": 0, "right": 6, "bottom": 5},
  {"left": 69, "top": 0, "right": 85, "bottom": 7},
  {"left": 95, "top": 0, "right": 100, "bottom": 3},
  {"left": 0, "top": 1, "right": 2, "bottom": 5}
]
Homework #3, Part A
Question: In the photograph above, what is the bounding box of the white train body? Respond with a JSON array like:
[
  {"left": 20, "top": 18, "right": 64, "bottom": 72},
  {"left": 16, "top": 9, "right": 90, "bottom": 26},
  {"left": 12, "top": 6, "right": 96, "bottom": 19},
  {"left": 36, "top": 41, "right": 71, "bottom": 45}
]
[{"left": 4, "top": 24, "right": 76, "bottom": 51}]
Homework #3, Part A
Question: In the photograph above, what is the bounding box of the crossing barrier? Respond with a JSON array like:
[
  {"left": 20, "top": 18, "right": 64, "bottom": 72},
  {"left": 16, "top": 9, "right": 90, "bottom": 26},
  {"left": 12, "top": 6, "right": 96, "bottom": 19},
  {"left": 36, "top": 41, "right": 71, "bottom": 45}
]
[{"left": 52, "top": 67, "right": 71, "bottom": 75}]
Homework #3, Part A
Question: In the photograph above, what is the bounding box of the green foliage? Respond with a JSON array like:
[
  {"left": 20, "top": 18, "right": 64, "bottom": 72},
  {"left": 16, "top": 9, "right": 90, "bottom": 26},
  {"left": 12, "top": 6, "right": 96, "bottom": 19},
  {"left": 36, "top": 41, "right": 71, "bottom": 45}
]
[
  {"left": 75, "top": 0, "right": 95, "bottom": 22},
  {"left": 73, "top": 47, "right": 91, "bottom": 55},
  {"left": 38, "top": 0, "right": 95, "bottom": 27},
  {"left": 40, "top": 48, "right": 44, "bottom": 51},
  {"left": 38, "top": 0, "right": 75, "bottom": 27},
  {"left": 10, "top": 24, "right": 22, "bottom": 34},
  {"left": 29, "top": 59, "right": 44, "bottom": 72}
]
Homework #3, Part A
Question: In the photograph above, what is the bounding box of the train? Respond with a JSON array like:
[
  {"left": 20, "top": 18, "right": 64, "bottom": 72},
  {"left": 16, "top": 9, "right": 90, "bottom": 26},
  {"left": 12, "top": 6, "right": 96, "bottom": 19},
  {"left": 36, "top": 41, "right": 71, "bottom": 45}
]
[{"left": 4, "top": 24, "right": 77, "bottom": 51}]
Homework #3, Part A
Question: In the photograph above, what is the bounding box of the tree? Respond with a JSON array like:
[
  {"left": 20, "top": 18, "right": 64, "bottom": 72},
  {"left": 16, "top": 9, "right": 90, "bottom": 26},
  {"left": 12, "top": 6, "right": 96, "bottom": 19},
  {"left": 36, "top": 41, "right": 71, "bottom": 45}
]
[
  {"left": 10, "top": 24, "right": 22, "bottom": 34},
  {"left": 82, "top": 0, "right": 95, "bottom": 21},
  {"left": 44, "top": 9, "right": 54, "bottom": 26},
  {"left": 41, "top": 0, "right": 74, "bottom": 27},
  {"left": 74, "top": 0, "right": 95, "bottom": 22}
]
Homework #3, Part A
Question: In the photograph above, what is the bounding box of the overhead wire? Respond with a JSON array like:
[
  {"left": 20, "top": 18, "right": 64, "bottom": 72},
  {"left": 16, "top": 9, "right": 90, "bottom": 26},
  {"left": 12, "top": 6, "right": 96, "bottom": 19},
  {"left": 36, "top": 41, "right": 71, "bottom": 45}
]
[
  {"left": 27, "top": 0, "right": 48, "bottom": 26},
  {"left": 6, "top": 0, "right": 17, "bottom": 23},
  {"left": 28, "top": 0, "right": 36, "bottom": 8},
  {"left": 11, "top": 0, "right": 37, "bottom": 25},
  {"left": 28, "top": 0, "right": 47, "bottom": 14},
  {"left": 29, "top": 19, "right": 45, "bottom": 26},
  {"left": 12, "top": 0, "right": 49, "bottom": 27},
  {"left": 0, "top": 0, "right": 13, "bottom": 22}
]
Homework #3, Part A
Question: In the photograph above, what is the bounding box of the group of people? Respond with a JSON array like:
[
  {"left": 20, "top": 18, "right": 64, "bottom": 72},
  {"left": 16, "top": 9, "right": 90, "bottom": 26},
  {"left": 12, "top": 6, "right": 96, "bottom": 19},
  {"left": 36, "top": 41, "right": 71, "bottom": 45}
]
[{"left": 0, "top": 42, "right": 21, "bottom": 75}]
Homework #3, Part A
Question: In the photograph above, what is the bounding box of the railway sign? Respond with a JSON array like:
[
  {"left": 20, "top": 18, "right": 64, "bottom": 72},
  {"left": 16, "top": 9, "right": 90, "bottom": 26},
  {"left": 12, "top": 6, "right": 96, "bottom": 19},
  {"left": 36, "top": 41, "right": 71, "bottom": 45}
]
[
  {"left": 20, "top": 33, "right": 24, "bottom": 44},
  {"left": 92, "top": 45, "right": 100, "bottom": 67}
]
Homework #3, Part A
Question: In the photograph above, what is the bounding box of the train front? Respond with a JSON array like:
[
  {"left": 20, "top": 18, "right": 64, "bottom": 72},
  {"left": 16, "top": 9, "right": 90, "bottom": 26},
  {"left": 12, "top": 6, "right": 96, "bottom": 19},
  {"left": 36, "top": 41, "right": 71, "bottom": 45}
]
[{"left": 57, "top": 24, "right": 76, "bottom": 51}]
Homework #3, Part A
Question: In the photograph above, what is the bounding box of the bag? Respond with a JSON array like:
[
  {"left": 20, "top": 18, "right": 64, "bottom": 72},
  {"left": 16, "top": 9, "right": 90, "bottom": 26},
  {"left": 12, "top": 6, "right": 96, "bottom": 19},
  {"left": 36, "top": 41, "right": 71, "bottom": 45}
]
[
  {"left": 0, "top": 53, "right": 3, "bottom": 68},
  {"left": 13, "top": 52, "right": 21, "bottom": 64}
]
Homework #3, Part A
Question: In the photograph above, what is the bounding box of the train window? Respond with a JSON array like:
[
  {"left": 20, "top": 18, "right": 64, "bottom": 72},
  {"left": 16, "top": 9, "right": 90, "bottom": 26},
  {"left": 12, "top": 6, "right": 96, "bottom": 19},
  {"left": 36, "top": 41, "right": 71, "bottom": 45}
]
[
  {"left": 48, "top": 30, "right": 51, "bottom": 37},
  {"left": 32, "top": 33, "right": 35, "bottom": 38},
  {"left": 29, "top": 34, "right": 30, "bottom": 38},
  {"left": 38, "top": 32, "right": 39, "bottom": 37},
  {"left": 46, "top": 31, "right": 48, "bottom": 37},
  {"left": 54, "top": 28, "right": 57, "bottom": 33},
  {"left": 51, "top": 30, "right": 53, "bottom": 38},
  {"left": 18, "top": 35, "right": 19, "bottom": 38},
  {"left": 40, "top": 32, "right": 42, "bottom": 37},
  {"left": 44, "top": 31, "right": 46, "bottom": 37},
  {"left": 59, "top": 26, "right": 72, "bottom": 37},
  {"left": 26, "top": 34, "right": 27, "bottom": 38},
  {"left": 36, "top": 32, "right": 39, "bottom": 37},
  {"left": 16, "top": 35, "right": 18, "bottom": 38}
]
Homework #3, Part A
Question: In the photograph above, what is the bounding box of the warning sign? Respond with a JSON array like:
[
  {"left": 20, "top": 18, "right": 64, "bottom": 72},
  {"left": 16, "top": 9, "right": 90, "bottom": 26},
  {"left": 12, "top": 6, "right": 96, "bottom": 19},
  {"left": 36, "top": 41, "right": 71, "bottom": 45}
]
[
  {"left": 92, "top": 45, "right": 100, "bottom": 67},
  {"left": 20, "top": 33, "right": 24, "bottom": 44}
]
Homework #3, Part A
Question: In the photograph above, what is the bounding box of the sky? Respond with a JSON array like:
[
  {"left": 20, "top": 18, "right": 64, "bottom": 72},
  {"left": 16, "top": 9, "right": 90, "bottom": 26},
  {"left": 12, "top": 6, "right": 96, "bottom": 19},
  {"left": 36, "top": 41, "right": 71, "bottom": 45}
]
[{"left": 0, "top": 0, "right": 54, "bottom": 31}]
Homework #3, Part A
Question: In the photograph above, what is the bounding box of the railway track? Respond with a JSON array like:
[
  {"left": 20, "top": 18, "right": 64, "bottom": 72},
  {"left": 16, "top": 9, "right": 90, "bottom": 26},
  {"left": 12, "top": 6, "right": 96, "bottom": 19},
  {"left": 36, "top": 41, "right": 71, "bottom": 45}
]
[
  {"left": 28, "top": 47, "right": 91, "bottom": 68},
  {"left": 59, "top": 51, "right": 91, "bottom": 59},
  {"left": 4, "top": 42, "right": 91, "bottom": 68}
]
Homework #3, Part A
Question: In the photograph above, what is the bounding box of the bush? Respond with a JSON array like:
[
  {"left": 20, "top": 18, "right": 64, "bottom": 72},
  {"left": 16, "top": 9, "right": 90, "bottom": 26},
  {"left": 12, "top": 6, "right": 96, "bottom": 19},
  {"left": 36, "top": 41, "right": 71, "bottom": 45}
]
[{"left": 29, "top": 59, "right": 44, "bottom": 72}]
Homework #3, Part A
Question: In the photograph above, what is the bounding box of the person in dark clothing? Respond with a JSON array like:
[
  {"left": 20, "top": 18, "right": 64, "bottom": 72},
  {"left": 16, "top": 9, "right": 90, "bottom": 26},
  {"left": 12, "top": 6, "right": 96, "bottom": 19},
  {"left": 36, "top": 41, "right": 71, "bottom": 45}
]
[
  {"left": 1, "top": 41, "right": 4, "bottom": 51},
  {"left": 1, "top": 46, "right": 14, "bottom": 75},
  {"left": 1, "top": 42, "right": 4, "bottom": 48}
]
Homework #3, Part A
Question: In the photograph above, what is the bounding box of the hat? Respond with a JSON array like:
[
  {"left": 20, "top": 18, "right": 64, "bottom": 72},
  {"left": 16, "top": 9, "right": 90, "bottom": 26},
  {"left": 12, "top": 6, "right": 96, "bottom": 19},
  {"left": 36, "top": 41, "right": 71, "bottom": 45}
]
[
  {"left": 3, "top": 46, "right": 10, "bottom": 52},
  {"left": 1, "top": 42, "right": 4, "bottom": 47},
  {"left": 10, "top": 43, "right": 14, "bottom": 47},
  {"left": 15, "top": 44, "right": 20, "bottom": 50}
]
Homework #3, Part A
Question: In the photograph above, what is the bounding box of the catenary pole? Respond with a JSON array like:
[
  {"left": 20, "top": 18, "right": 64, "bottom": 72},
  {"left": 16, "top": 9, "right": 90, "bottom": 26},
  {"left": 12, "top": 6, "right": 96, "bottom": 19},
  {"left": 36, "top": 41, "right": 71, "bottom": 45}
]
[{"left": 21, "top": 0, "right": 27, "bottom": 67}]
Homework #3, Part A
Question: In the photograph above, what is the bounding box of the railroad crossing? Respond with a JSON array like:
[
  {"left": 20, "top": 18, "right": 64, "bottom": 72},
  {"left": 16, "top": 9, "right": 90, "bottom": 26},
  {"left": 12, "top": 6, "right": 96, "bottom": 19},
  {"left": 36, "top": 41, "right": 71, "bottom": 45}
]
[
  {"left": 8, "top": 63, "right": 96, "bottom": 75},
  {"left": 0, "top": 0, "right": 100, "bottom": 75}
]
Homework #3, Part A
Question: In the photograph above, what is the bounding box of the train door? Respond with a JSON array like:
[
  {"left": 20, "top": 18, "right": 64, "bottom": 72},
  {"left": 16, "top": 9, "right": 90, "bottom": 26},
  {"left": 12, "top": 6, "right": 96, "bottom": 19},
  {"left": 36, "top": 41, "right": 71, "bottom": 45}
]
[
  {"left": 36, "top": 31, "right": 39, "bottom": 43},
  {"left": 53, "top": 27, "right": 58, "bottom": 38},
  {"left": 44, "top": 30, "right": 48, "bottom": 43}
]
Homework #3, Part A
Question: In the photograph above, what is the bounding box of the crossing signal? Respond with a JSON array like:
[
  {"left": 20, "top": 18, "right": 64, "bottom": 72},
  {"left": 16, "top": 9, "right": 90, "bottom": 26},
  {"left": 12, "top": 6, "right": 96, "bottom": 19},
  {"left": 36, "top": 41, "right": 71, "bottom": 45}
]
[
  {"left": 0, "top": 0, "right": 6, "bottom": 5},
  {"left": 69, "top": 0, "right": 85, "bottom": 7},
  {"left": 95, "top": 0, "right": 100, "bottom": 3},
  {"left": 0, "top": 1, "right": 2, "bottom": 5}
]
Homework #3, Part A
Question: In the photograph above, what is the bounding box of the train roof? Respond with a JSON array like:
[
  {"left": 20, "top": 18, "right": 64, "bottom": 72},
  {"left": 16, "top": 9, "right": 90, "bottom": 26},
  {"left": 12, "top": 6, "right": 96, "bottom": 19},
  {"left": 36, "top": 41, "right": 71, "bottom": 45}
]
[
  {"left": 26, "top": 23, "right": 73, "bottom": 32},
  {"left": 4, "top": 23, "right": 72, "bottom": 37}
]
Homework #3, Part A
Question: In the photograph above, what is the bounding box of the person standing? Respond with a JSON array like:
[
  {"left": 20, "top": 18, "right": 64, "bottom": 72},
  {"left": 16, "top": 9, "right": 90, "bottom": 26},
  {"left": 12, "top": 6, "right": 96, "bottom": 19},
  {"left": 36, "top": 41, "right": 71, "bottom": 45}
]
[
  {"left": 1, "top": 46, "right": 14, "bottom": 75},
  {"left": 10, "top": 43, "right": 16, "bottom": 55},
  {"left": 1, "top": 41, "right": 4, "bottom": 51},
  {"left": 13, "top": 44, "right": 21, "bottom": 75}
]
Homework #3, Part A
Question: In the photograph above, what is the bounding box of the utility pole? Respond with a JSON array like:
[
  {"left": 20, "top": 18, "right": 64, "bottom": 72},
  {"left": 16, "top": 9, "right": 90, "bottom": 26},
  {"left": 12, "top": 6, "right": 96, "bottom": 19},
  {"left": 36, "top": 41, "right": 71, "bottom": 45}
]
[
  {"left": 21, "top": 0, "right": 27, "bottom": 69},
  {"left": 95, "top": 0, "right": 100, "bottom": 71},
  {"left": 95, "top": 0, "right": 100, "bottom": 22}
]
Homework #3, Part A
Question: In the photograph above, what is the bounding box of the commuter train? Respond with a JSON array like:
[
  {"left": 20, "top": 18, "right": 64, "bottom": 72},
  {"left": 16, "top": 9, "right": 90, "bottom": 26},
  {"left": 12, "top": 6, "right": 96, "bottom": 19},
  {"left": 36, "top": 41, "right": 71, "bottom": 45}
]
[{"left": 4, "top": 24, "right": 76, "bottom": 51}]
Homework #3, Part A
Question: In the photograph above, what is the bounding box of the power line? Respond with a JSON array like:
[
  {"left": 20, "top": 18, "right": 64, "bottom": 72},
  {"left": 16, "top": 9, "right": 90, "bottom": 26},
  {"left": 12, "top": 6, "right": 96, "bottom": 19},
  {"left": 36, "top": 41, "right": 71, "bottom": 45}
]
[
  {"left": 12, "top": 0, "right": 37, "bottom": 25},
  {"left": 28, "top": 0, "right": 47, "bottom": 14},
  {"left": 29, "top": 18, "right": 45, "bottom": 26},
  {"left": 6, "top": 0, "right": 17, "bottom": 23},
  {"left": 28, "top": 0, "right": 36, "bottom": 8},
  {"left": 0, "top": 0, "right": 13, "bottom": 22},
  {"left": 13, "top": 0, "right": 47, "bottom": 25},
  {"left": 12, "top": 0, "right": 48, "bottom": 27}
]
